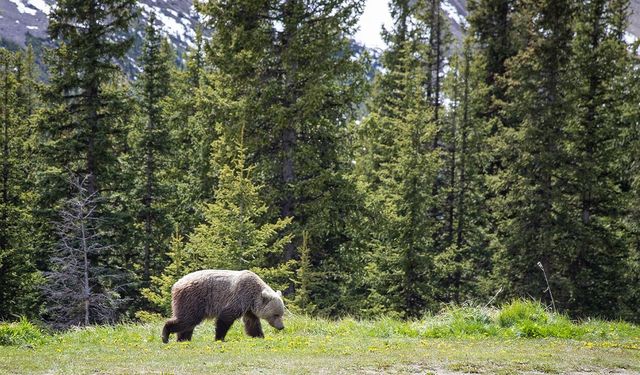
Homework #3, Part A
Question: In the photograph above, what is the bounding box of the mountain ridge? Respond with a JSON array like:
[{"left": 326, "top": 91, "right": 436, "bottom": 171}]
[{"left": 1, "top": 0, "right": 638, "bottom": 75}]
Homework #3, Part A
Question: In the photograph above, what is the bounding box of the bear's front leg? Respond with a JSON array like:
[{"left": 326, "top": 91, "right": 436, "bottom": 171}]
[
  {"left": 243, "top": 312, "right": 264, "bottom": 338},
  {"left": 163, "top": 318, "right": 199, "bottom": 343},
  {"left": 215, "top": 318, "right": 235, "bottom": 341}
]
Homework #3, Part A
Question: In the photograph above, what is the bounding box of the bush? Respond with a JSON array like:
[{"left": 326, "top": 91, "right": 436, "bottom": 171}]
[
  {"left": 0, "top": 317, "right": 45, "bottom": 346},
  {"left": 134, "top": 310, "right": 165, "bottom": 323},
  {"left": 497, "top": 300, "right": 550, "bottom": 327},
  {"left": 422, "top": 305, "right": 497, "bottom": 338}
]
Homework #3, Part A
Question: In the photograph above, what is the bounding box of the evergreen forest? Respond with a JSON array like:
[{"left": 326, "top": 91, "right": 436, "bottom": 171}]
[{"left": 1, "top": 0, "right": 640, "bottom": 327}]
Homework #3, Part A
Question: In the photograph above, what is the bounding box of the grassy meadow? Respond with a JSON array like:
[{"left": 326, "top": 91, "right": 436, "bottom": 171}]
[{"left": 1, "top": 301, "right": 639, "bottom": 374}]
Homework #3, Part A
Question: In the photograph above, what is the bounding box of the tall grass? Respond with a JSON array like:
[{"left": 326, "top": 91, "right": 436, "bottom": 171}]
[
  {"left": 282, "top": 300, "right": 638, "bottom": 341},
  {"left": 0, "top": 317, "right": 45, "bottom": 346},
  {"left": 1, "top": 300, "right": 638, "bottom": 346},
  {"left": 419, "top": 300, "right": 639, "bottom": 339}
]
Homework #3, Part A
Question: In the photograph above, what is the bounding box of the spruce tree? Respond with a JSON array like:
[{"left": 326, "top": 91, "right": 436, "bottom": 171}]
[
  {"left": 186, "top": 126, "right": 294, "bottom": 291},
  {"left": 564, "top": 0, "right": 633, "bottom": 317},
  {"left": 435, "top": 38, "right": 493, "bottom": 304},
  {"left": 491, "top": 0, "right": 575, "bottom": 308},
  {"left": 130, "top": 13, "right": 174, "bottom": 285},
  {"left": 36, "top": 0, "right": 137, "bottom": 322},
  {"left": 164, "top": 25, "right": 215, "bottom": 235},
  {"left": 198, "top": 0, "right": 367, "bottom": 312},
  {"left": 422, "top": 0, "right": 452, "bottom": 252},
  {"left": 42, "top": 0, "right": 137, "bottom": 197},
  {"left": 0, "top": 48, "right": 42, "bottom": 320},
  {"left": 353, "top": 0, "right": 441, "bottom": 317},
  {"left": 467, "top": 0, "right": 518, "bottom": 116},
  {"left": 141, "top": 226, "right": 186, "bottom": 315},
  {"left": 622, "top": 22, "right": 640, "bottom": 322}
]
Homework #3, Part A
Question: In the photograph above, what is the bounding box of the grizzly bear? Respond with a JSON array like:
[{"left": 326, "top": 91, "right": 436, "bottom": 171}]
[{"left": 161, "top": 270, "right": 285, "bottom": 343}]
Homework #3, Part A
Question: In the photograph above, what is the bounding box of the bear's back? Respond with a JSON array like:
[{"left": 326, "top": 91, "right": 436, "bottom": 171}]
[
  {"left": 171, "top": 270, "right": 269, "bottom": 317},
  {"left": 174, "top": 270, "right": 264, "bottom": 288}
]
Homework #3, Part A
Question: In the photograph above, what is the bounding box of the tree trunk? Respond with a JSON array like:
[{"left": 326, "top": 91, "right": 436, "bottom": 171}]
[
  {"left": 280, "top": 0, "right": 299, "bottom": 263},
  {"left": 281, "top": 126, "right": 297, "bottom": 261},
  {"left": 446, "top": 66, "right": 460, "bottom": 244},
  {"left": 143, "top": 94, "right": 155, "bottom": 283},
  {"left": 431, "top": 0, "right": 442, "bottom": 150},
  {"left": 456, "top": 49, "right": 471, "bottom": 248},
  {"left": 429, "top": 0, "right": 444, "bottom": 245},
  {"left": 86, "top": 6, "right": 100, "bottom": 197},
  {"left": 80, "top": 210, "right": 90, "bottom": 326},
  {"left": 1, "top": 57, "right": 9, "bottom": 251}
]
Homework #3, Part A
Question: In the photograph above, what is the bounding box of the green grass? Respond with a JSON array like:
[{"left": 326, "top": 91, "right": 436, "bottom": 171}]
[
  {"left": 1, "top": 301, "right": 639, "bottom": 374},
  {"left": 0, "top": 317, "right": 45, "bottom": 346}
]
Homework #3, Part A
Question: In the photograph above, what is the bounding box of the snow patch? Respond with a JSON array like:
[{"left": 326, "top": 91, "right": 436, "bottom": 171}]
[
  {"left": 189, "top": 4, "right": 199, "bottom": 18},
  {"left": 9, "top": 0, "right": 37, "bottom": 16},
  {"left": 180, "top": 16, "right": 192, "bottom": 28},
  {"left": 442, "top": 1, "right": 468, "bottom": 28},
  {"left": 26, "top": 0, "right": 51, "bottom": 15},
  {"left": 625, "top": 31, "right": 638, "bottom": 45},
  {"left": 139, "top": 3, "right": 194, "bottom": 44},
  {"left": 273, "top": 20, "right": 284, "bottom": 33},
  {"left": 26, "top": 25, "right": 38, "bottom": 30}
]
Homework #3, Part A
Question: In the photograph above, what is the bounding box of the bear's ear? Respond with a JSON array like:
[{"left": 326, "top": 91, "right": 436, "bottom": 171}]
[
  {"left": 261, "top": 290, "right": 272, "bottom": 304},
  {"left": 276, "top": 290, "right": 282, "bottom": 298}
]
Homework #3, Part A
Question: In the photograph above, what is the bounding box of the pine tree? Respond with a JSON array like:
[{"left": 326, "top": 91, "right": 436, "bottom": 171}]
[
  {"left": 130, "top": 13, "right": 174, "bottom": 285},
  {"left": 141, "top": 226, "right": 186, "bottom": 315},
  {"left": 564, "top": 0, "right": 633, "bottom": 317},
  {"left": 41, "top": 0, "right": 137, "bottom": 197},
  {"left": 435, "top": 38, "right": 493, "bottom": 304},
  {"left": 186, "top": 126, "right": 294, "bottom": 291},
  {"left": 491, "top": 0, "right": 575, "bottom": 308},
  {"left": 353, "top": 0, "right": 441, "bottom": 317},
  {"left": 198, "top": 0, "right": 368, "bottom": 311},
  {"left": 0, "top": 48, "right": 43, "bottom": 320}
]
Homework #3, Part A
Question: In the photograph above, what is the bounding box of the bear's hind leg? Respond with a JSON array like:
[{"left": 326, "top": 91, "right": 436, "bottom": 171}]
[
  {"left": 177, "top": 328, "right": 194, "bottom": 342},
  {"left": 243, "top": 312, "right": 264, "bottom": 338}
]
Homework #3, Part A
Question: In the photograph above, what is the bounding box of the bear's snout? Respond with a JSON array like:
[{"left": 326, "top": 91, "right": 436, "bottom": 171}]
[{"left": 268, "top": 317, "right": 285, "bottom": 330}]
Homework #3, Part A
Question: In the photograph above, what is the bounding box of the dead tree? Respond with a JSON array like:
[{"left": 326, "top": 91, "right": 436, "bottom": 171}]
[{"left": 43, "top": 175, "right": 119, "bottom": 329}]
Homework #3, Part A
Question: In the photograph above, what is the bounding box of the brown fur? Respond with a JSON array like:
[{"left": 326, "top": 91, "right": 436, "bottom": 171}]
[{"left": 162, "top": 270, "right": 285, "bottom": 343}]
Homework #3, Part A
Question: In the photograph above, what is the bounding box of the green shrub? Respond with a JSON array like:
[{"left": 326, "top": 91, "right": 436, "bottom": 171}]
[
  {"left": 0, "top": 317, "right": 45, "bottom": 346},
  {"left": 497, "top": 300, "right": 550, "bottom": 328},
  {"left": 134, "top": 310, "right": 165, "bottom": 323},
  {"left": 423, "top": 306, "right": 497, "bottom": 338}
]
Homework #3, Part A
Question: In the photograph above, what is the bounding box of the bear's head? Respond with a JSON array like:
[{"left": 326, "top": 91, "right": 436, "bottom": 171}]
[{"left": 256, "top": 290, "right": 285, "bottom": 330}]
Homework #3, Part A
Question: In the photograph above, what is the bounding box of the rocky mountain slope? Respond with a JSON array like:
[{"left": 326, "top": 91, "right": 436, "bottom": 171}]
[
  {"left": 0, "top": 0, "right": 199, "bottom": 75},
  {"left": 0, "top": 0, "right": 638, "bottom": 75},
  {"left": 442, "top": 0, "right": 640, "bottom": 44}
]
